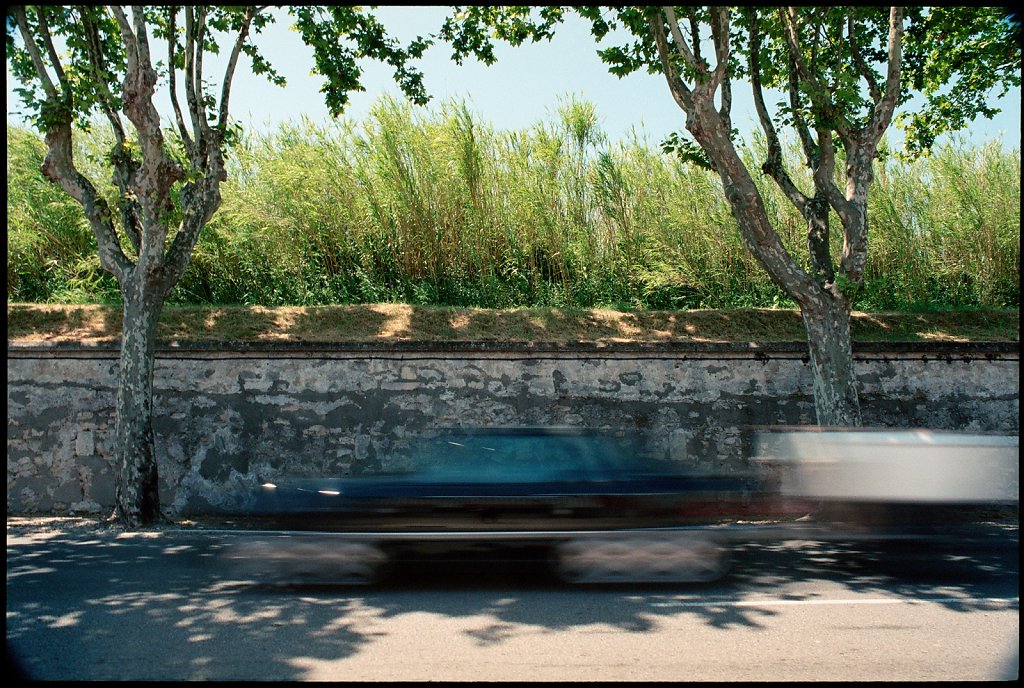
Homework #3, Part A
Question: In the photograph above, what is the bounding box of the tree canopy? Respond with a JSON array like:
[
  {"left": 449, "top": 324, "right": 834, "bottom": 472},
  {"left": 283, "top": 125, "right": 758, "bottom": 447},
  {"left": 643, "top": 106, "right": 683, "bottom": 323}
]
[{"left": 440, "top": 6, "right": 1020, "bottom": 159}]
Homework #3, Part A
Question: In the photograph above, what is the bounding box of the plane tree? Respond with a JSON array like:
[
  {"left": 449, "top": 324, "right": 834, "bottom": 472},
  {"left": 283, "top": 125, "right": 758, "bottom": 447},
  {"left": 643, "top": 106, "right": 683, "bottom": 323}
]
[
  {"left": 439, "top": 6, "right": 1020, "bottom": 426},
  {"left": 6, "top": 5, "right": 431, "bottom": 527}
]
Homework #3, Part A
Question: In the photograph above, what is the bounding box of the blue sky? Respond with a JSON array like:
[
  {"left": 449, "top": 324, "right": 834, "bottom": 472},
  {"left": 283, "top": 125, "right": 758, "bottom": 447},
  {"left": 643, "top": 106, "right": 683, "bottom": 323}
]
[{"left": 7, "top": 6, "right": 1021, "bottom": 151}]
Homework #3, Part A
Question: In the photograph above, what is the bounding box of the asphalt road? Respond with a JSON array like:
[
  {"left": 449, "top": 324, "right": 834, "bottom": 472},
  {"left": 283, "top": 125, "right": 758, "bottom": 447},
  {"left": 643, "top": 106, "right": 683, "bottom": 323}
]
[{"left": 6, "top": 518, "right": 1019, "bottom": 681}]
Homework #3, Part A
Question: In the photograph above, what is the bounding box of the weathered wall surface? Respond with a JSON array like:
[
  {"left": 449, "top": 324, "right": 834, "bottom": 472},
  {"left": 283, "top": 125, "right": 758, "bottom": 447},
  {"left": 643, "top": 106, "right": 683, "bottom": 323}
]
[{"left": 7, "top": 342, "right": 1019, "bottom": 516}]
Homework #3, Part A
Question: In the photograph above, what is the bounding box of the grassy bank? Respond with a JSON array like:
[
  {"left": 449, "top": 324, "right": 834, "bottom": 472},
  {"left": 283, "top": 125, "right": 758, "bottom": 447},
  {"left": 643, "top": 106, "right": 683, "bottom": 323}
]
[{"left": 7, "top": 303, "right": 1018, "bottom": 345}]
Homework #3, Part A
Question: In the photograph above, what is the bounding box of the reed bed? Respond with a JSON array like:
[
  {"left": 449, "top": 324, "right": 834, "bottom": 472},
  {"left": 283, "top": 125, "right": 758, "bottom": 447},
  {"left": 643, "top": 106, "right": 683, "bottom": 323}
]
[{"left": 6, "top": 95, "right": 1020, "bottom": 310}]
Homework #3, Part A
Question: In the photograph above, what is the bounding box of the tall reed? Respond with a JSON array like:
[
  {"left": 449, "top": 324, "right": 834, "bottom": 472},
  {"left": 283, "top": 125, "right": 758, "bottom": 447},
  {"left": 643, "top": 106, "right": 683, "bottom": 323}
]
[{"left": 6, "top": 96, "right": 1020, "bottom": 310}]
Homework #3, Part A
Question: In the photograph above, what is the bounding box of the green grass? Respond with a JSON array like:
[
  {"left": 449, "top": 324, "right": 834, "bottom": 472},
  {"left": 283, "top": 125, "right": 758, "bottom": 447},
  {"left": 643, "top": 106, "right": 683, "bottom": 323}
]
[{"left": 6, "top": 95, "right": 1020, "bottom": 312}]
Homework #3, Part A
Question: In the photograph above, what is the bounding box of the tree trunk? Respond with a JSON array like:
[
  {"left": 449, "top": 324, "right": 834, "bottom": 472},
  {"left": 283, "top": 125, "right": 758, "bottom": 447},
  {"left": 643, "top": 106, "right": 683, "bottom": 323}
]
[
  {"left": 113, "top": 283, "right": 164, "bottom": 527},
  {"left": 682, "top": 102, "right": 863, "bottom": 428},
  {"left": 799, "top": 293, "right": 862, "bottom": 426}
]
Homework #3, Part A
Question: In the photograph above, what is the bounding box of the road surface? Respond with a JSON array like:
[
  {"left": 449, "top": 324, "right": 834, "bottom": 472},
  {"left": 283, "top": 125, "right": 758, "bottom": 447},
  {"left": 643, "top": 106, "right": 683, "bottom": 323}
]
[{"left": 6, "top": 518, "right": 1018, "bottom": 681}]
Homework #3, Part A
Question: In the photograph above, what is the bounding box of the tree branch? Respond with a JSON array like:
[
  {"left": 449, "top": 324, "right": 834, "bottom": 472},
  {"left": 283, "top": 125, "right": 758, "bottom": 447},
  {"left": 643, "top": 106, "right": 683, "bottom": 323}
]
[
  {"left": 84, "top": 8, "right": 144, "bottom": 254},
  {"left": 108, "top": 6, "right": 137, "bottom": 75},
  {"left": 781, "top": 41, "right": 850, "bottom": 226},
  {"left": 194, "top": 6, "right": 211, "bottom": 135},
  {"left": 648, "top": 10, "right": 694, "bottom": 112},
  {"left": 686, "top": 11, "right": 701, "bottom": 66},
  {"left": 748, "top": 11, "right": 810, "bottom": 215},
  {"left": 162, "top": 177, "right": 220, "bottom": 290},
  {"left": 165, "top": 7, "right": 198, "bottom": 166},
  {"left": 780, "top": 6, "right": 853, "bottom": 141},
  {"left": 35, "top": 7, "right": 71, "bottom": 100},
  {"left": 660, "top": 6, "right": 725, "bottom": 107},
  {"left": 218, "top": 6, "right": 259, "bottom": 128},
  {"left": 815, "top": 128, "right": 852, "bottom": 219},
  {"left": 113, "top": 7, "right": 185, "bottom": 272},
  {"left": 709, "top": 6, "right": 731, "bottom": 125},
  {"left": 42, "top": 123, "right": 133, "bottom": 283},
  {"left": 786, "top": 52, "right": 818, "bottom": 166},
  {"left": 663, "top": 6, "right": 705, "bottom": 77},
  {"left": 13, "top": 6, "right": 61, "bottom": 101},
  {"left": 847, "top": 15, "right": 881, "bottom": 102},
  {"left": 79, "top": 6, "right": 127, "bottom": 145},
  {"left": 183, "top": 6, "right": 205, "bottom": 148},
  {"left": 867, "top": 7, "right": 904, "bottom": 144},
  {"left": 15, "top": 7, "right": 133, "bottom": 278},
  {"left": 132, "top": 3, "right": 153, "bottom": 70}
]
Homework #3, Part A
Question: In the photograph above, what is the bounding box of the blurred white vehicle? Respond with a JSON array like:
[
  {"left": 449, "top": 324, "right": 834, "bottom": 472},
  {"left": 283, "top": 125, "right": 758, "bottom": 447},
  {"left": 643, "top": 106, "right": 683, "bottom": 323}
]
[
  {"left": 752, "top": 428, "right": 1018, "bottom": 533},
  {"left": 754, "top": 428, "right": 1018, "bottom": 503}
]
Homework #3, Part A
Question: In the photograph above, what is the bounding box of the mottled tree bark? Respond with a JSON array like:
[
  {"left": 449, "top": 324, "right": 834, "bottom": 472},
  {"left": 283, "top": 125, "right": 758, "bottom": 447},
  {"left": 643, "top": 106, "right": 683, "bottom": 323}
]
[
  {"left": 13, "top": 6, "right": 246, "bottom": 526},
  {"left": 647, "top": 6, "right": 905, "bottom": 427},
  {"left": 799, "top": 292, "right": 861, "bottom": 426},
  {"left": 114, "top": 282, "right": 164, "bottom": 526},
  {"left": 702, "top": 109, "right": 862, "bottom": 426},
  {"left": 697, "top": 108, "right": 863, "bottom": 426}
]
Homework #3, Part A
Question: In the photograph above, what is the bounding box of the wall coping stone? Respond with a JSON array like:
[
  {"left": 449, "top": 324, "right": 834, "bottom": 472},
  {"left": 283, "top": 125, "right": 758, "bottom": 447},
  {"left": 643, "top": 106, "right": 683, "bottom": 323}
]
[
  {"left": 7, "top": 339, "right": 1019, "bottom": 358},
  {"left": 6, "top": 337, "right": 1015, "bottom": 364}
]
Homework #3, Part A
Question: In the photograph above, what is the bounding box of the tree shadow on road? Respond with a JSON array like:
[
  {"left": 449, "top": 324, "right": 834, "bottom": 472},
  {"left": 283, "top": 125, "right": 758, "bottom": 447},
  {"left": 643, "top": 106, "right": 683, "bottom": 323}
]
[{"left": 5, "top": 520, "right": 1018, "bottom": 680}]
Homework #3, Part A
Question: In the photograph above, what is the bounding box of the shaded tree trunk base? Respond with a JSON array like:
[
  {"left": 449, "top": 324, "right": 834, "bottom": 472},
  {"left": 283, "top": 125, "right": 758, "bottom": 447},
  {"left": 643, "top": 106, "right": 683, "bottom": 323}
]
[
  {"left": 801, "top": 297, "right": 862, "bottom": 427},
  {"left": 113, "top": 293, "right": 164, "bottom": 527}
]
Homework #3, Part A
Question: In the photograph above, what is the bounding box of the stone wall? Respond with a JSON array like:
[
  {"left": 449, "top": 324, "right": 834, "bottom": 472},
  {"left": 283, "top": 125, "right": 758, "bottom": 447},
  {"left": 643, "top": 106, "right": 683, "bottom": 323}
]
[{"left": 6, "top": 341, "right": 1018, "bottom": 516}]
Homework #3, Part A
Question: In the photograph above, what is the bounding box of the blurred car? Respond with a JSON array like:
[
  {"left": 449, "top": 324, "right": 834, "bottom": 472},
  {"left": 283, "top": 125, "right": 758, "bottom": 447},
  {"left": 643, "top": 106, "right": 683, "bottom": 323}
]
[
  {"left": 752, "top": 427, "right": 1019, "bottom": 536},
  {"left": 231, "top": 427, "right": 805, "bottom": 583},
  {"left": 249, "top": 426, "right": 788, "bottom": 531}
]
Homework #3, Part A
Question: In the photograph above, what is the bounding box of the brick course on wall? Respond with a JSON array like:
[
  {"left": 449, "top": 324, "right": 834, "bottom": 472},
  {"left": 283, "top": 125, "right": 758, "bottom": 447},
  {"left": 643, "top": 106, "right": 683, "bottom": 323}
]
[{"left": 7, "top": 341, "right": 1019, "bottom": 516}]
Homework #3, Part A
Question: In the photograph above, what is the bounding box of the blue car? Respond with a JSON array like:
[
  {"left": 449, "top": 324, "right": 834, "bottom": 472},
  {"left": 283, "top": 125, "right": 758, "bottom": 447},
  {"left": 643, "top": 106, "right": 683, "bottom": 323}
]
[{"left": 235, "top": 427, "right": 803, "bottom": 583}]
